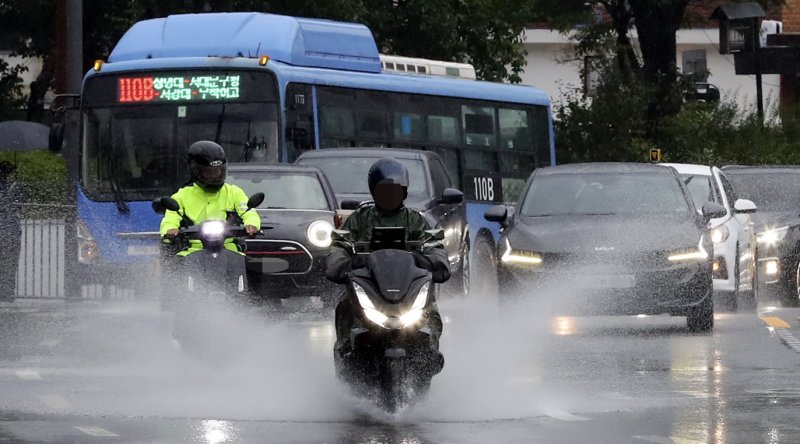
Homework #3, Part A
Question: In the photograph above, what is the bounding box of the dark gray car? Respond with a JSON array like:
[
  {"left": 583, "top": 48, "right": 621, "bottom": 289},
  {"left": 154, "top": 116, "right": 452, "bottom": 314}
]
[
  {"left": 484, "top": 163, "right": 726, "bottom": 331},
  {"left": 722, "top": 165, "right": 800, "bottom": 306},
  {"left": 295, "top": 148, "right": 469, "bottom": 296},
  {"left": 227, "top": 164, "right": 338, "bottom": 303}
]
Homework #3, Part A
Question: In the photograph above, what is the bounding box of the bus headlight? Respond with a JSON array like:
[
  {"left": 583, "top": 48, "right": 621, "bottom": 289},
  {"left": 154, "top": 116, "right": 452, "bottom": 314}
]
[
  {"left": 307, "top": 220, "right": 333, "bottom": 248},
  {"left": 77, "top": 219, "right": 99, "bottom": 264}
]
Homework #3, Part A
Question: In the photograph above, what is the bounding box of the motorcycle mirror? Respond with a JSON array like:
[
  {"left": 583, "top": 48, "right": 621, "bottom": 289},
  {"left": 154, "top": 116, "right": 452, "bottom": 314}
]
[
  {"left": 247, "top": 192, "right": 265, "bottom": 209},
  {"left": 154, "top": 197, "right": 180, "bottom": 213}
]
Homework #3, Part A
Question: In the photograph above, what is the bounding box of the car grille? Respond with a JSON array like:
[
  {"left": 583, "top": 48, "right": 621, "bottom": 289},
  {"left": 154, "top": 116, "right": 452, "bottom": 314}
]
[
  {"left": 542, "top": 250, "right": 671, "bottom": 271},
  {"left": 244, "top": 240, "right": 313, "bottom": 274}
]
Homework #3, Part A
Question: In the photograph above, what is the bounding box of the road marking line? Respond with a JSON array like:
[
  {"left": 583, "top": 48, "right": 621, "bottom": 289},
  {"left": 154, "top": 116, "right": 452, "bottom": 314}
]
[
  {"left": 15, "top": 369, "right": 42, "bottom": 380},
  {"left": 760, "top": 316, "right": 791, "bottom": 329},
  {"left": 21, "top": 356, "right": 42, "bottom": 364},
  {"left": 775, "top": 330, "right": 800, "bottom": 354},
  {"left": 38, "top": 395, "right": 71, "bottom": 410},
  {"left": 633, "top": 436, "right": 674, "bottom": 444},
  {"left": 74, "top": 426, "right": 119, "bottom": 437},
  {"left": 544, "top": 409, "right": 590, "bottom": 421}
]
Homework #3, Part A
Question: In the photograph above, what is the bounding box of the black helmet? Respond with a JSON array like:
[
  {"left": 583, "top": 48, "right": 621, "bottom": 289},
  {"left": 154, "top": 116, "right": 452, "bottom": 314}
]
[
  {"left": 368, "top": 158, "right": 408, "bottom": 211},
  {"left": 188, "top": 140, "right": 227, "bottom": 192},
  {"left": 368, "top": 158, "right": 409, "bottom": 193}
]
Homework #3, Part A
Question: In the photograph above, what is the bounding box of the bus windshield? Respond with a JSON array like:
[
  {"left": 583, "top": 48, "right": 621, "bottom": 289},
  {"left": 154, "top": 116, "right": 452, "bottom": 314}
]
[{"left": 80, "top": 70, "right": 279, "bottom": 202}]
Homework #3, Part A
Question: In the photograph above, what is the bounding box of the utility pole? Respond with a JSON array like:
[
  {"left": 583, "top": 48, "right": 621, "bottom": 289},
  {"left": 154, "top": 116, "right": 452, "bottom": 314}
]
[
  {"left": 66, "top": 0, "right": 83, "bottom": 93},
  {"left": 754, "top": 19, "right": 764, "bottom": 124}
]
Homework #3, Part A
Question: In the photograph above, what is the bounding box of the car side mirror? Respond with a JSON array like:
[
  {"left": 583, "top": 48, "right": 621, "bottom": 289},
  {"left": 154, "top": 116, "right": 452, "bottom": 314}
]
[
  {"left": 247, "top": 192, "right": 265, "bottom": 209},
  {"left": 733, "top": 198, "right": 757, "bottom": 214},
  {"left": 484, "top": 205, "right": 509, "bottom": 227},
  {"left": 439, "top": 188, "right": 464, "bottom": 205},
  {"left": 153, "top": 197, "right": 180, "bottom": 214},
  {"left": 341, "top": 199, "right": 361, "bottom": 210},
  {"left": 701, "top": 201, "right": 727, "bottom": 222}
]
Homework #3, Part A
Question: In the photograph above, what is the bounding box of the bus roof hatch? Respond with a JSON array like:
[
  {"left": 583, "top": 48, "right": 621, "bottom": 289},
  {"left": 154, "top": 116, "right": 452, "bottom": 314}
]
[{"left": 108, "top": 12, "right": 382, "bottom": 74}]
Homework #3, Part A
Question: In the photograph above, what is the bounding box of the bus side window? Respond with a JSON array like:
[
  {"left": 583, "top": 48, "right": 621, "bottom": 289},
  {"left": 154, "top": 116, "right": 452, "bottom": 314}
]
[
  {"left": 498, "top": 108, "right": 532, "bottom": 150},
  {"left": 461, "top": 105, "right": 496, "bottom": 148},
  {"left": 431, "top": 147, "right": 462, "bottom": 190}
]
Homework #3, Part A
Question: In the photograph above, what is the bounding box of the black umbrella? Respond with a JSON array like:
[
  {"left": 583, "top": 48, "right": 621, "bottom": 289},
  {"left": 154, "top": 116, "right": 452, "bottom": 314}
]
[{"left": 0, "top": 120, "right": 50, "bottom": 152}]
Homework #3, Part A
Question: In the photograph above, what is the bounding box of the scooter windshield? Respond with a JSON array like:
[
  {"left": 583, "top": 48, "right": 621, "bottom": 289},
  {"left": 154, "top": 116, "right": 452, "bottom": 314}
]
[{"left": 366, "top": 250, "right": 427, "bottom": 302}]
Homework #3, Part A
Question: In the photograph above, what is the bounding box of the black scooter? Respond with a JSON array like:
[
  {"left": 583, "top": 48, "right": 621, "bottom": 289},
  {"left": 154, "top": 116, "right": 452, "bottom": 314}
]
[
  {"left": 333, "top": 227, "right": 445, "bottom": 412},
  {"left": 152, "top": 192, "right": 264, "bottom": 356}
]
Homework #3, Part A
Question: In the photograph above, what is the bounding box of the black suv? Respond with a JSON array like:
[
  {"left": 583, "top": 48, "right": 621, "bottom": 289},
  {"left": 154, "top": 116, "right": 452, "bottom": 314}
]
[
  {"left": 295, "top": 148, "right": 469, "bottom": 295},
  {"left": 722, "top": 166, "right": 800, "bottom": 306}
]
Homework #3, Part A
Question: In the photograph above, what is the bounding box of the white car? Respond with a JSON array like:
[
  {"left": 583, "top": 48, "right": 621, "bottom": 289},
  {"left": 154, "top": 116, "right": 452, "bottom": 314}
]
[{"left": 663, "top": 164, "right": 758, "bottom": 309}]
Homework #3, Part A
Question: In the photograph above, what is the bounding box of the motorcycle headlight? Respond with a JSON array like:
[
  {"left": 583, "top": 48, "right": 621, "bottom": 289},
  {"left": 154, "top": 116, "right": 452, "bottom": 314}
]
[
  {"left": 306, "top": 220, "right": 333, "bottom": 248},
  {"left": 757, "top": 226, "right": 789, "bottom": 245},
  {"left": 709, "top": 225, "right": 729, "bottom": 244},
  {"left": 668, "top": 237, "right": 709, "bottom": 262},
  {"left": 200, "top": 220, "right": 226, "bottom": 239},
  {"left": 501, "top": 239, "right": 543, "bottom": 265},
  {"left": 354, "top": 283, "right": 389, "bottom": 327},
  {"left": 399, "top": 282, "right": 430, "bottom": 327}
]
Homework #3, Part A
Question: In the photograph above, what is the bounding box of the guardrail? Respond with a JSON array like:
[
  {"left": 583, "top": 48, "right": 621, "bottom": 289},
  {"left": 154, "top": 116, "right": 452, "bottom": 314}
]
[{"left": 15, "top": 218, "right": 66, "bottom": 299}]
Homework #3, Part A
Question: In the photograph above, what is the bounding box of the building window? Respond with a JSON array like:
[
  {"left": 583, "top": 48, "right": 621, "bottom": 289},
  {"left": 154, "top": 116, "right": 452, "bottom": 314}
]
[{"left": 682, "top": 49, "right": 708, "bottom": 81}]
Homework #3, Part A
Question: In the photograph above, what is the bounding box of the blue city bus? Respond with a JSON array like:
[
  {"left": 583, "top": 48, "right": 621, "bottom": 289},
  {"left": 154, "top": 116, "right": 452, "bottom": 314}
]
[{"left": 69, "top": 12, "right": 555, "bottom": 293}]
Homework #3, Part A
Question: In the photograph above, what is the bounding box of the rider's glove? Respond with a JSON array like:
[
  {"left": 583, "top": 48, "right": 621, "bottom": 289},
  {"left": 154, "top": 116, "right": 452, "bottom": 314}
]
[
  {"left": 351, "top": 254, "right": 368, "bottom": 269},
  {"left": 245, "top": 225, "right": 258, "bottom": 237},
  {"left": 412, "top": 252, "right": 433, "bottom": 270},
  {"left": 165, "top": 229, "right": 179, "bottom": 238}
]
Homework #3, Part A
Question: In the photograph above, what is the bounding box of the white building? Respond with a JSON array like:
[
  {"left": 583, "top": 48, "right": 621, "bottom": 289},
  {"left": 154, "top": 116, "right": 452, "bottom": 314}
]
[{"left": 519, "top": 28, "right": 780, "bottom": 115}]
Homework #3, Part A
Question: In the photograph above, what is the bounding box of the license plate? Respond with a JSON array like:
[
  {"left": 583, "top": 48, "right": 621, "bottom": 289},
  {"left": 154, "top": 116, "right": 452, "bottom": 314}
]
[
  {"left": 589, "top": 274, "right": 636, "bottom": 289},
  {"left": 127, "top": 245, "right": 160, "bottom": 256}
]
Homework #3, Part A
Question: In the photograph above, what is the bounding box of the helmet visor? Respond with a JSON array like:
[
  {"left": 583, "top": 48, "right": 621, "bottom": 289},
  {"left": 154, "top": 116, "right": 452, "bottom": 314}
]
[{"left": 196, "top": 164, "right": 227, "bottom": 186}]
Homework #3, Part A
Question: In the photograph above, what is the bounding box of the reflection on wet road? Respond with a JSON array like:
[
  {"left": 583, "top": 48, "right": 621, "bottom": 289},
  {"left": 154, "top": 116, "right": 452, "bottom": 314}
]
[{"left": 0, "top": 298, "right": 799, "bottom": 443}]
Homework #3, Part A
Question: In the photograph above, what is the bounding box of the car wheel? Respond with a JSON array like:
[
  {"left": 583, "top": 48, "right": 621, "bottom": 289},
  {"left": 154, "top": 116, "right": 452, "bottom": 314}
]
[
  {"left": 687, "top": 295, "right": 714, "bottom": 332},
  {"left": 727, "top": 245, "right": 740, "bottom": 312},
  {"left": 446, "top": 238, "right": 470, "bottom": 298},
  {"left": 470, "top": 236, "right": 498, "bottom": 303},
  {"left": 736, "top": 245, "right": 758, "bottom": 312}
]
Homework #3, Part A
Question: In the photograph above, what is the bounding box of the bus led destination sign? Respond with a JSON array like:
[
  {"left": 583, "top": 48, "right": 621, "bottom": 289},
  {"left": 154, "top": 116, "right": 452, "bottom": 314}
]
[{"left": 117, "top": 75, "right": 241, "bottom": 102}]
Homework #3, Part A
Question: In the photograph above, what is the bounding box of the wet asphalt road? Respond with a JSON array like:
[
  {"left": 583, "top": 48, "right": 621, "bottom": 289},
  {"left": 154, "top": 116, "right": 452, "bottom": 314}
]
[{"left": 0, "top": 296, "right": 799, "bottom": 444}]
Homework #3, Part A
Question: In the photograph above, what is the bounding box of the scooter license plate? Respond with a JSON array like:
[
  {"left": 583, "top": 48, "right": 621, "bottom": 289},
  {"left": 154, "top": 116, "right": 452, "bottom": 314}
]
[
  {"left": 127, "top": 245, "right": 160, "bottom": 256},
  {"left": 589, "top": 274, "right": 636, "bottom": 289}
]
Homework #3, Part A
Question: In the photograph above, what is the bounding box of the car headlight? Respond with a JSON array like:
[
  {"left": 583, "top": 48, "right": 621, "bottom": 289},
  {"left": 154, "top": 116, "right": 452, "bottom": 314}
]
[
  {"left": 757, "top": 226, "right": 789, "bottom": 245},
  {"left": 306, "top": 220, "right": 334, "bottom": 248},
  {"left": 668, "top": 237, "right": 709, "bottom": 262},
  {"left": 709, "top": 225, "right": 729, "bottom": 244},
  {"left": 200, "top": 220, "right": 226, "bottom": 239},
  {"left": 501, "top": 239, "right": 543, "bottom": 265},
  {"left": 353, "top": 282, "right": 430, "bottom": 328}
]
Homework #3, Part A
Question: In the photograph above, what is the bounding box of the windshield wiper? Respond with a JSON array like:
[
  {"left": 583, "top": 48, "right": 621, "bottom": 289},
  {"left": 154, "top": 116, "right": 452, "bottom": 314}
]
[
  {"left": 105, "top": 155, "right": 130, "bottom": 214},
  {"left": 108, "top": 175, "right": 130, "bottom": 214}
]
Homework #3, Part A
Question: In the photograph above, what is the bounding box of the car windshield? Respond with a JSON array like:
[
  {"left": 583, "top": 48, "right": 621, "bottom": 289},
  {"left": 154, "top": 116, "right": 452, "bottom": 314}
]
[
  {"left": 297, "top": 156, "right": 428, "bottom": 200},
  {"left": 226, "top": 171, "right": 331, "bottom": 211},
  {"left": 724, "top": 171, "right": 800, "bottom": 212},
  {"left": 681, "top": 174, "right": 715, "bottom": 210},
  {"left": 520, "top": 172, "right": 691, "bottom": 217}
]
